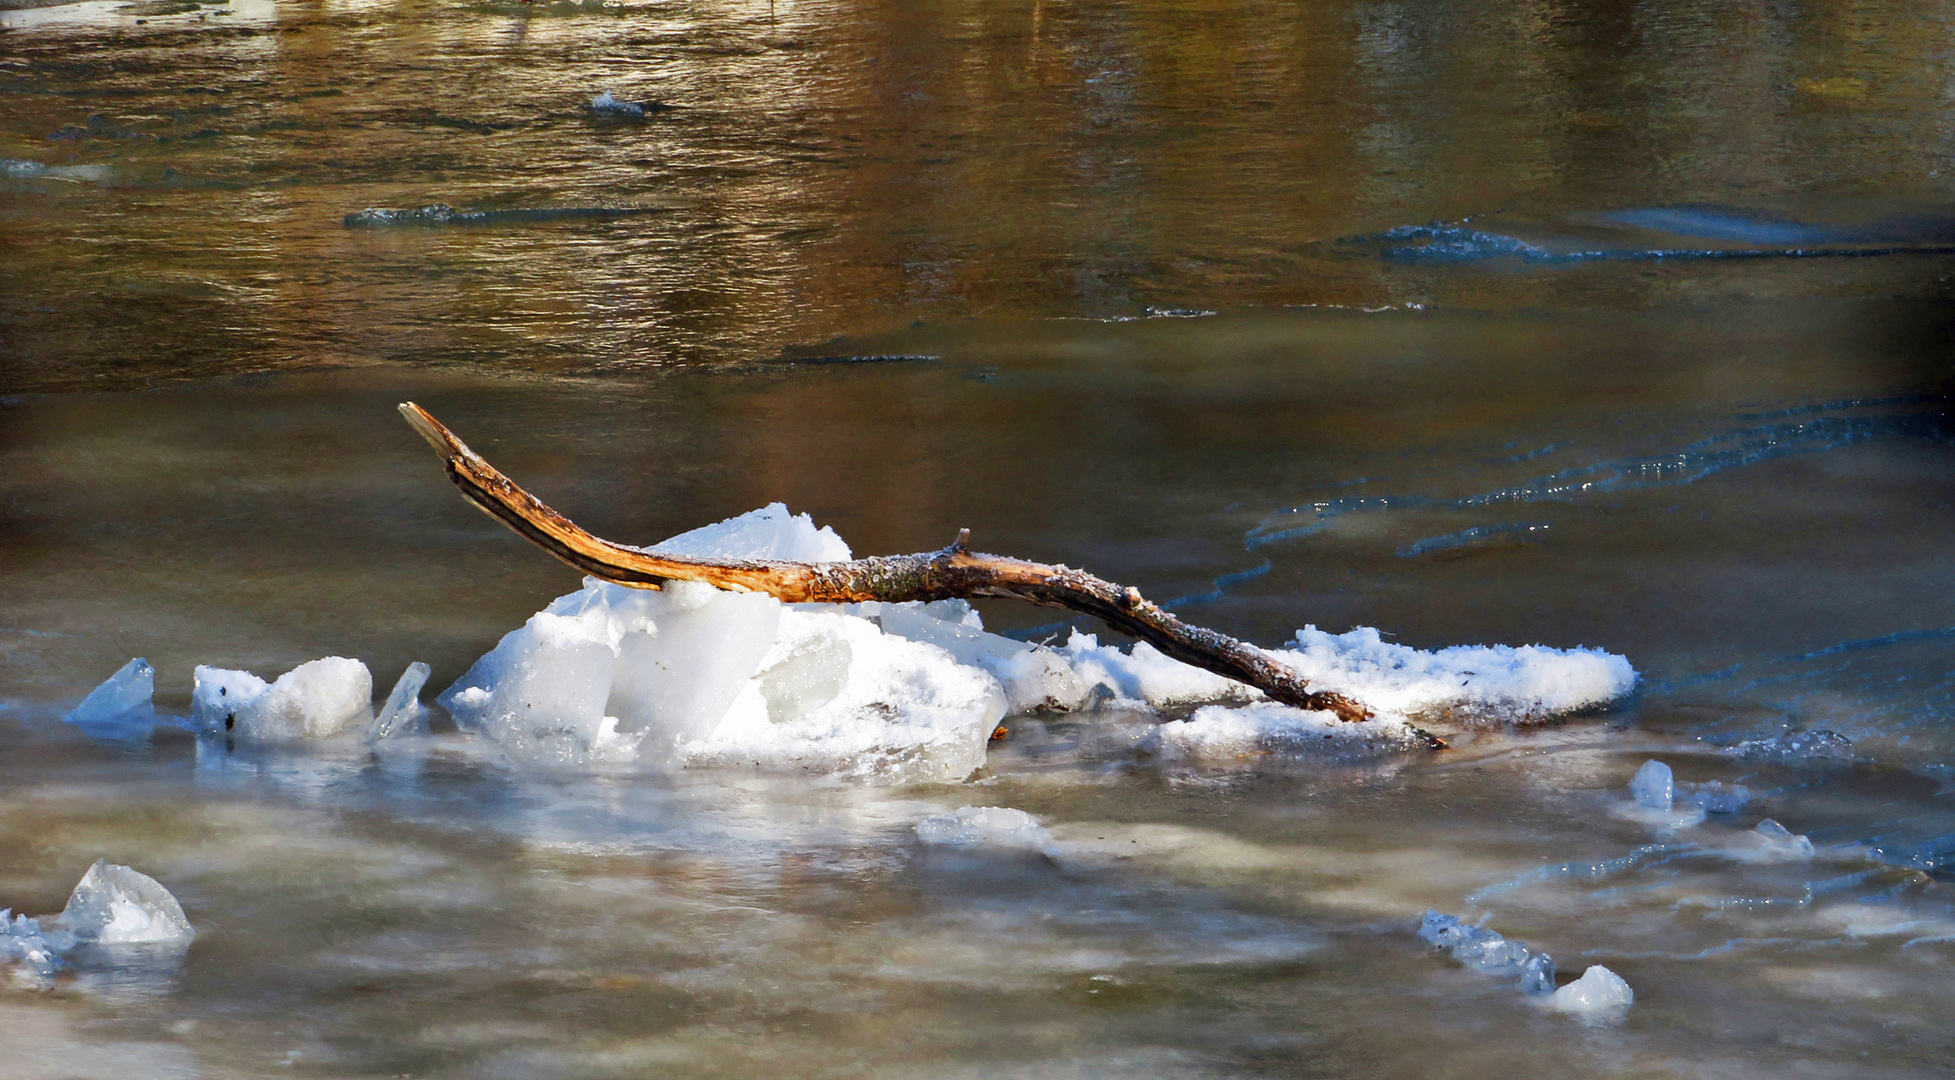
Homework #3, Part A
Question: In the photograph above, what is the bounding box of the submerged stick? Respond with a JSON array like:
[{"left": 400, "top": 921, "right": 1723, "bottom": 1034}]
[{"left": 400, "top": 402, "right": 1437, "bottom": 743}]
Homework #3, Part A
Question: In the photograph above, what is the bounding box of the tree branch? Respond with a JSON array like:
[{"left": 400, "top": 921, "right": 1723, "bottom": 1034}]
[{"left": 399, "top": 402, "right": 1440, "bottom": 746}]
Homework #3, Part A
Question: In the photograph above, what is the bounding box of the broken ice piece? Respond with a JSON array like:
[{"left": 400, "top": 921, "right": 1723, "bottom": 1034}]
[
  {"left": 67, "top": 657, "right": 155, "bottom": 727},
  {"left": 1630, "top": 759, "right": 1674, "bottom": 809},
  {"left": 1614, "top": 759, "right": 1706, "bottom": 830},
  {"left": 1546, "top": 964, "right": 1633, "bottom": 1016},
  {"left": 1732, "top": 818, "right": 1815, "bottom": 863},
  {"left": 1418, "top": 911, "right": 1553, "bottom": 987},
  {"left": 59, "top": 860, "right": 194, "bottom": 945},
  {"left": 1519, "top": 951, "right": 1557, "bottom": 996},
  {"left": 193, "top": 657, "right": 372, "bottom": 742},
  {"left": 915, "top": 806, "right": 1056, "bottom": 855},
  {"left": 1, "top": 910, "right": 71, "bottom": 989},
  {"left": 367, "top": 662, "right": 431, "bottom": 744}
]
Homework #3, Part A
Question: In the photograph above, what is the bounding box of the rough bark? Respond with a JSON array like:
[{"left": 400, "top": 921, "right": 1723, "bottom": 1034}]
[{"left": 400, "top": 402, "right": 1439, "bottom": 745}]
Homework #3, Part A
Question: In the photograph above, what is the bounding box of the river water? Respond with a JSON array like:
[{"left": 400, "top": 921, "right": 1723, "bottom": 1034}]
[{"left": 4, "top": 0, "right": 1955, "bottom": 1076}]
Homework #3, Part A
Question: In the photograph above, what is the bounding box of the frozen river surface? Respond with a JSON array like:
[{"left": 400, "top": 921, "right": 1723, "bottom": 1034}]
[{"left": 4, "top": 0, "right": 1955, "bottom": 1076}]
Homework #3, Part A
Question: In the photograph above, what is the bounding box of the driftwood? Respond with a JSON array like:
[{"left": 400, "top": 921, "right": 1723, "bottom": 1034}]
[{"left": 400, "top": 402, "right": 1439, "bottom": 746}]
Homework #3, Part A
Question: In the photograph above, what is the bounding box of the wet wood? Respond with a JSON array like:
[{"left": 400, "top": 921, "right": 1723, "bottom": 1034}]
[{"left": 400, "top": 402, "right": 1439, "bottom": 745}]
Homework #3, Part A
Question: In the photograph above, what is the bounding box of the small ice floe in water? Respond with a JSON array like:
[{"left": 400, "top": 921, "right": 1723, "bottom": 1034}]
[
  {"left": 423, "top": 504, "right": 1637, "bottom": 779},
  {"left": 590, "top": 90, "right": 676, "bottom": 119},
  {"left": 1148, "top": 702, "right": 1429, "bottom": 758},
  {"left": 1546, "top": 964, "right": 1634, "bottom": 1017},
  {"left": 66, "top": 657, "right": 154, "bottom": 733},
  {"left": 1269, "top": 626, "right": 1636, "bottom": 723},
  {"left": 1722, "top": 818, "right": 1816, "bottom": 863},
  {"left": 59, "top": 860, "right": 194, "bottom": 945},
  {"left": 367, "top": 661, "right": 431, "bottom": 744},
  {"left": 2, "top": 862, "right": 192, "bottom": 990},
  {"left": 1733, "top": 729, "right": 1854, "bottom": 761},
  {"left": 1, "top": 911, "right": 72, "bottom": 989},
  {"left": 1417, "top": 911, "right": 1557, "bottom": 996},
  {"left": 914, "top": 806, "right": 1056, "bottom": 855},
  {"left": 192, "top": 657, "right": 372, "bottom": 742},
  {"left": 1613, "top": 760, "right": 1708, "bottom": 830}
]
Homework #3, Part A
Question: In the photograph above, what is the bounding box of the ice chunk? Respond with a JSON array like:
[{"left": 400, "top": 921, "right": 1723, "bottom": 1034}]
[
  {"left": 646, "top": 502, "right": 851, "bottom": 563},
  {"left": 1150, "top": 702, "right": 1424, "bottom": 759},
  {"left": 1547, "top": 964, "right": 1633, "bottom": 1016},
  {"left": 608, "top": 582, "right": 783, "bottom": 758},
  {"left": 68, "top": 658, "right": 154, "bottom": 727},
  {"left": 1, "top": 910, "right": 71, "bottom": 989},
  {"left": 1273, "top": 625, "right": 1637, "bottom": 721},
  {"left": 1519, "top": 951, "right": 1557, "bottom": 996},
  {"left": 1734, "top": 729, "right": 1853, "bottom": 761},
  {"left": 591, "top": 90, "right": 646, "bottom": 118},
  {"left": 915, "top": 806, "right": 1056, "bottom": 855},
  {"left": 1417, "top": 911, "right": 1559, "bottom": 993},
  {"left": 440, "top": 593, "right": 624, "bottom": 766},
  {"left": 1630, "top": 760, "right": 1674, "bottom": 809},
  {"left": 677, "top": 609, "right": 1006, "bottom": 782},
  {"left": 1727, "top": 818, "right": 1815, "bottom": 863},
  {"left": 194, "top": 658, "right": 372, "bottom": 742},
  {"left": 58, "top": 861, "right": 194, "bottom": 946},
  {"left": 878, "top": 603, "right": 1087, "bottom": 713},
  {"left": 191, "top": 665, "right": 269, "bottom": 731},
  {"left": 367, "top": 662, "right": 431, "bottom": 743}
]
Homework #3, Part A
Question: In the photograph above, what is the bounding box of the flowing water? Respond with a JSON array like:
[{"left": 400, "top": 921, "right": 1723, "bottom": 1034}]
[{"left": 5, "top": 0, "right": 1955, "bottom": 1075}]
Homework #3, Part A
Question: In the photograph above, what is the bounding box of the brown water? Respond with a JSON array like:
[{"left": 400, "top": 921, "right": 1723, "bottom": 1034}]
[{"left": 5, "top": 0, "right": 1955, "bottom": 1076}]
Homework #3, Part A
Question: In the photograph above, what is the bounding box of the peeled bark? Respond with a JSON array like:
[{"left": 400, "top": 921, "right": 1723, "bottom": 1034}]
[{"left": 399, "top": 402, "right": 1439, "bottom": 745}]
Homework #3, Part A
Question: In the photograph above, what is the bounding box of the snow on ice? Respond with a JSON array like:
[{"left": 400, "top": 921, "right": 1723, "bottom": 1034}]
[
  {"left": 192, "top": 657, "right": 372, "bottom": 742},
  {"left": 154, "top": 503, "right": 1635, "bottom": 779}
]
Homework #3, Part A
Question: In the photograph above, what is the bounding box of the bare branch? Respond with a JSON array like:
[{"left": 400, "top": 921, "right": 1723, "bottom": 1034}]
[{"left": 400, "top": 402, "right": 1440, "bottom": 746}]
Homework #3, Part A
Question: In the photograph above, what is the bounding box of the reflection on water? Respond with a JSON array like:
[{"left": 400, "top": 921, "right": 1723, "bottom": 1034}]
[{"left": 5, "top": 0, "right": 1955, "bottom": 1075}]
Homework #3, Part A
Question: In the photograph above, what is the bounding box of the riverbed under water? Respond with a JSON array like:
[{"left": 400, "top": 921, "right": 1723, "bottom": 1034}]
[{"left": 4, "top": 0, "right": 1955, "bottom": 1075}]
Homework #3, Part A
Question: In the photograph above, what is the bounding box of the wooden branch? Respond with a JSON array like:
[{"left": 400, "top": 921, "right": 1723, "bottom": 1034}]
[{"left": 400, "top": 402, "right": 1441, "bottom": 746}]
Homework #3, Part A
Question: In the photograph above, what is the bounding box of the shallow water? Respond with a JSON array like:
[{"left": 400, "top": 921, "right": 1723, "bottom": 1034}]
[{"left": 5, "top": 0, "right": 1955, "bottom": 1075}]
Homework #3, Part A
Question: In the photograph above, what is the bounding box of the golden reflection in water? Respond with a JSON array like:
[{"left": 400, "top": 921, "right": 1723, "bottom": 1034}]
[{"left": 2, "top": 0, "right": 1954, "bottom": 389}]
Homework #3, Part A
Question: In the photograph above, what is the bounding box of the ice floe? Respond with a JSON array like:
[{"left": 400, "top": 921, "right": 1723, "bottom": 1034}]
[
  {"left": 1, "top": 861, "right": 193, "bottom": 991},
  {"left": 367, "top": 662, "right": 431, "bottom": 744},
  {"left": 155, "top": 503, "right": 1635, "bottom": 779},
  {"left": 193, "top": 657, "right": 372, "bottom": 742},
  {"left": 66, "top": 657, "right": 154, "bottom": 733},
  {"left": 1271, "top": 626, "right": 1636, "bottom": 722},
  {"left": 915, "top": 806, "right": 1056, "bottom": 855},
  {"left": 59, "top": 860, "right": 195, "bottom": 946},
  {"left": 1419, "top": 911, "right": 1632, "bottom": 1018},
  {"left": 1546, "top": 964, "right": 1634, "bottom": 1016},
  {"left": 1613, "top": 759, "right": 1709, "bottom": 830}
]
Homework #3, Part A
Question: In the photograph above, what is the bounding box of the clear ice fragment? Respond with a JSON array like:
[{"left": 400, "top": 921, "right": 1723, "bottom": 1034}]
[
  {"left": 1519, "top": 951, "right": 1557, "bottom": 996},
  {"left": 68, "top": 658, "right": 154, "bottom": 727},
  {"left": 1547, "top": 964, "right": 1633, "bottom": 1016},
  {"left": 367, "top": 661, "right": 431, "bottom": 743},
  {"left": 1630, "top": 759, "right": 1674, "bottom": 809},
  {"left": 914, "top": 806, "right": 1055, "bottom": 855},
  {"left": 59, "top": 860, "right": 194, "bottom": 945},
  {"left": 1749, "top": 818, "right": 1816, "bottom": 861}
]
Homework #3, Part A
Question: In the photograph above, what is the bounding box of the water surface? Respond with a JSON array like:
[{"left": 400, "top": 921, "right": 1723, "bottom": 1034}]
[{"left": 4, "top": 0, "right": 1955, "bottom": 1075}]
